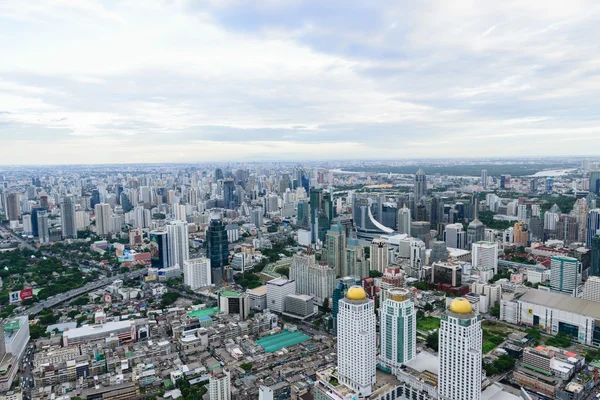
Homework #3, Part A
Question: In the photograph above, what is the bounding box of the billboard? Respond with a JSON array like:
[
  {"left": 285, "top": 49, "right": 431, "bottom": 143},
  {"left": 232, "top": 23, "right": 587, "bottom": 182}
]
[{"left": 9, "top": 288, "right": 33, "bottom": 304}]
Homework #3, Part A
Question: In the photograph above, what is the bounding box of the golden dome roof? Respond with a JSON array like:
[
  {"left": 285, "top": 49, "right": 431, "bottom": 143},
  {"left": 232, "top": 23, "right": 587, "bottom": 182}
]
[
  {"left": 346, "top": 286, "right": 367, "bottom": 300},
  {"left": 449, "top": 298, "right": 473, "bottom": 314}
]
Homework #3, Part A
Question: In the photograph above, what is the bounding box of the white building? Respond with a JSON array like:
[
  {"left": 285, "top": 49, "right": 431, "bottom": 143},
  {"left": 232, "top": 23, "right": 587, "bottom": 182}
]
[
  {"left": 370, "top": 238, "right": 389, "bottom": 273},
  {"left": 438, "top": 298, "right": 482, "bottom": 400},
  {"left": 379, "top": 289, "right": 416, "bottom": 374},
  {"left": 397, "top": 205, "right": 411, "bottom": 235},
  {"left": 470, "top": 282, "right": 502, "bottom": 307},
  {"left": 258, "top": 386, "right": 273, "bottom": 400},
  {"left": 308, "top": 263, "right": 336, "bottom": 304},
  {"left": 337, "top": 286, "right": 376, "bottom": 397},
  {"left": 550, "top": 256, "right": 580, "bottom": 296},
  {"left": 443, "top": 223, "right": 466, "bottom": 250},
  {"left": 266, "top": 278, "right": 296, "bottom": 313},
  {"left": 582, "top": 276, "right": 600, "bottom": 302},
  {"left": 4, "top": 316, "right": 30, "bottom": 361},
  {"left": 167, "top": 220, "right": 189, "bottom": 268},
  {"left": 472, "top": 241, "right": 498, "bottom": 275},
  {"left": 208, "top": 369, "right": 231, "bottom": 400},
  {"left": 22, "top": 214, "right": 32, "bottom": 235},
  {"left": 94, "top": 203, "right": 111, "bottom": 236},
  {"left": 75, "top": 210, "right": 90, "bottom": 231},
  {"left": 183, "top": 258, "right": 212, "bottom": 289},
  {"left": 290, "top": 253, "right": 314, "bottom": 296}
]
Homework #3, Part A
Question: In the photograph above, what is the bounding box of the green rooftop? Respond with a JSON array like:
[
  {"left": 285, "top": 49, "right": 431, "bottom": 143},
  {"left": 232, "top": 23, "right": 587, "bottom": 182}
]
[
  {"left": 219, "top": 290, "right": 240, "bottom": 297},
  {"left": 188, "top": 307, "right": 220, "bottom": 318},
  {"left": 255, "top": 330, "right": 310, "bottom": 353}
]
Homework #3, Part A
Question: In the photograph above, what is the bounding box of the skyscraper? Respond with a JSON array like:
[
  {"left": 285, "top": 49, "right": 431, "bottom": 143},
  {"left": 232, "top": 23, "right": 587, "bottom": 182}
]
[
  {"left": 325, "top": 223, "right": 346, "bottom": 277},
  {"left": 337, "top": 286, "right": 376, "bottom": 396},
  {"left": 481, "top": 169, "right": 488, "bottom": 189},
  {"left": 467, "top": 200, "right": 485, "bottom": 248},
  {"left": 345, "top": 235, "right": 367, "bottom": 278},
  {"left": 94, "top": 203, "right": 111, "bottom": 236},
  {"left": 90, "top": 189, "right": 100, "bottom": 209},
  {"left": 550, "top": 256, "right": 580, "bottom": 296},
  {"left": 443, "top": 223, "right": 466, "bottom": 249},
  {"left": 438, "top": 298, "right": 482, "bottom": 400},
  {"left": 309, "top": 187, "right": 323, "bottom": 243},
  {"left": 222, "top": 179, "right": 236, "bottom": 210},
  {"left": 472, "top": 241, "right": 499, "bottom": 275},
  {"left": 207, "top": 216, "right": 229, "bottom": 287},
  {"left": 37, "top": 209, "right": 49, "bottom": 244},
  {"left": 589, "top": 170, "right": 600, "bottom": 196},
  {"left": 208, "top": 369, "right": 231, "bottom": 400},
  {"left": 167, "top": 220, "right": 189, "bottom": 268},
  {"left": 308, "top": 262, "right": 336, "bottom": 304},
  {"left": 379, "top": 288, "right": 416, "bottom": 374},
  {"left": 513, "top": 221, "right": 528, "bottom": 246},
  {"left": 591, "top": 235, "right": 600, "bottom": 277},
  {"left": 6, "top": 193, "right": 19, "bottom": 222},
  {"left": 149, "top": 230, "right": 169, "bottom": 269},
  {"left": 60, "top": 196, "right": 77, "bottom": 239},
  {"left": 587, "top": 209, "right": 600, "bottom": 248},
  {"left": 183, "top": 257, "right": 212, "bottom": 289},
  {"left": 290, "top": 253, "right": 315, "bottom": 296},
  {"left": 370, "top": 238, "right": 388, "bottom": 273},
  {"left": 414, "top": 169, "right": 426, "bottom": 200},
  {"left": 397, "top": 204, "right": 411, "bottom": 234}
]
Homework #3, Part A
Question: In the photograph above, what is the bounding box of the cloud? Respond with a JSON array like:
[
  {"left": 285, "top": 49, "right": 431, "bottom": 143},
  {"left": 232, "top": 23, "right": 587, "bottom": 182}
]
[{"left": 0, "top": 0, "right": 599, "bottom": 164}]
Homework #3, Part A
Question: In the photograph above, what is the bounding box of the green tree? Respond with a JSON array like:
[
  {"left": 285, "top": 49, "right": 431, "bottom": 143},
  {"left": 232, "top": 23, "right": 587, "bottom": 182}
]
[
  {"left": 489, "top": 304, "right": 500, "bottom": 318},
  {"left": 368, "top": 270, "right": 383, "bottom": 278},
  {"left": 426, "top": 331, "right": 439, "bottom": 351}
]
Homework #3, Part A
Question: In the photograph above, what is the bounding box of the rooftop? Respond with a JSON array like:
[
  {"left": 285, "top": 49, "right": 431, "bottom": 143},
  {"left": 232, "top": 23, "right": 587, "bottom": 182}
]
[
  {"left": 63, "top": 320, "right": 134, "bottom": 340},
  {"left": 255, "top": 330, "right": 310, "bottom": 353},
  {"left": 188, "top": 307, "right": 220, "bottom": 319},
  {"left": 518, "top": 289, "right": 600, "bottom": 319},
  {"left": 248, "top": 285, "right": 267, "bottom": 296}
]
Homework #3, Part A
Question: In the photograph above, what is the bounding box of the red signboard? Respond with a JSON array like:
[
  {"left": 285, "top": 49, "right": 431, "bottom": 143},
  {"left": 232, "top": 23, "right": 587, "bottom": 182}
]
[{"left": 9, "top": 288, "right": 34, "bottom": 304}]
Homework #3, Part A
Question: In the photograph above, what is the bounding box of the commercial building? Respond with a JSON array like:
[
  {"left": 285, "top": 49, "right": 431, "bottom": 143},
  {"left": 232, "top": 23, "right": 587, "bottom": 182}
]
[
  {"left": 591, "top": 235, "right": 600, "bottom": 277},
  {"left": 370, "top": 238, "right": 389, "bottom": 273},
  {"left": 247, "top": 285, "right": 267, "bottom": 311},
  {"left": 583, "top": 276, "right": 600, "bottom": 302},
  {"left": 60, "top": 195, "right": 77, "bottom": 239},
  {"left": 62, "top": 320, "right": 145, "bottom": 347},
  {"left": 207, "top": 216, "right": 229, "bottom": 287},
  {"left": 325, "top": 223, "right": 346, "bottom": 277},
  {"left": 397, "top": 205, "right": 411, "bottom": 235},
  {"left": 345, "top": 235, "right": 367, "bottom": 278},
  {"left": 337, "top": 286, "right": 376, "bottom": 396},
  {"left": 6, "top": 193, "right": 19, "bottom": 222},
  {"left": 183, "top": 258, "right": 211, "bottom": 289},
  {"left": 379, "top": 289, "right": 416, "bottom": 374},
  {"left": 289, "top": 253, "right": 314, "bottom": 296},
  {"left": 443, "top": 223, "right": 466, "bottom": 250},
  {"left": 266, "top": 278, "right": 296, "bottom": 313},
  {"left": 587, "top": 209, "right": 600, "bottom": 248},
  {"left": 94, "top": 203, "right": 111, "bottom": 236},
  {"left": 550, "top": 256, "right": 581, "bottom": 296},
  {"left": 471, "top": 241, "right": 498, "bottom": 275},
  {"left": 308, "top": 262, "right": 336, "bottom": 304},
  {"left": 431, "top": 262, "right": 462, "bottom": 288},
  {"left": 37, "top": 209, "right": 49, "bottom": 244},
  {"left": 208, "top": 368, "right": 231, "bottom": 400},
  {"left": 4, "top": 316, "right": 30, "bottom": 361},
  {"left": 218, "top": 291, "right": 250, "bottom": 320},
  {"left": 438, "top": 298, "right": 482, "bottom": 400},
  {"left": 149, "top": 230, "right": 169, "bottom": 269},
  {"left": 283, "top": 294, "right": 316, "bottom": 320},
  {"left": 167, "top": 220, "right": 189, "bottom": 268}
]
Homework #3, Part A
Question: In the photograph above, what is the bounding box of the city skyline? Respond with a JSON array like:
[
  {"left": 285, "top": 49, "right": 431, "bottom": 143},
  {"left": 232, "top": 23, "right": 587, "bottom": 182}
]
[{"left": 2, "top": 1, "right": 600, "bottom": 164}]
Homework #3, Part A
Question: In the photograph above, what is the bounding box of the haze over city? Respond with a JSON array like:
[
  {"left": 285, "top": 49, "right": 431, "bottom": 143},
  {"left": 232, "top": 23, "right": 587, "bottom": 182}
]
[{"left": 2, "top": 1, "right": 600, "bottom": 164}]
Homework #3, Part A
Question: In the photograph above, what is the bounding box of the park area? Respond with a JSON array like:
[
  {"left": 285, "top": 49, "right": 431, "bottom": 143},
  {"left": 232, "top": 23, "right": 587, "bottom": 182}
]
[
  {"left": 417, "top": 316, "right": 440, "bottom": 332},
  {"left": 482, "top": 320, "right": 513, "bottom": 353}
]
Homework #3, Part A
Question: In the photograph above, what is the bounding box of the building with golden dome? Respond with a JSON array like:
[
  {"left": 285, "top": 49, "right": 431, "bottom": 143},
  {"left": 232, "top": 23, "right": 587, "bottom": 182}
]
[
  {"left": 337, "top": 286, "right": 376, "bottom": 396},
  {"left": 439, "top": 298, "right": 482, "bottom": 400}
]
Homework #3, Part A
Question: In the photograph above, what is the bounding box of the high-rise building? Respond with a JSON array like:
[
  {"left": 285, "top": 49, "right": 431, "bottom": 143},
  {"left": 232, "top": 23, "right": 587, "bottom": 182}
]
[
  {"left": 550, "top": 256, "right": 580, "bottom": 296},
  {"left": 379, "top": 289, "right": 416, "bottom": 374},
  {"left": 149, "top": 230, "right": 169, "bottom": 269},
  {"left": 429, "top": 240, "right": 448, "bottom": 264},
  {"left": 309, "top": 188, "right": 323, "bottom": 243},
  {"left": 587, "top": 209, "right": 600, "bottom": 248},
  {"left": 6, "top": 193, "right": 19, "bottom": 222},
  {"left": 397, "top": 204, "right": 411, "bottom": 234},
  {"left": 207, "top": 216, "right": 229, "bottom": 287},
  {"left": 443, "top": 223, "right": 466, "bottom": 249},
  {"left": 94, "top": 203, "right": 111, "bottom": 236},
  {"left": 414, "top": 169, "right": 427, "bottom": 200},
  {"left": 467, "top": 200, "right": 485, "bottom": 248},
  {"left": 183, "top": 258, "right": 212, "bottom": 289},
  {"left": 590, "top": 170, "right": 600, "bottom": 196},
  {"left": 472, "top": 241, "right": 499, "bottom": 275},
  {"left": 222, "top": 179, "right": 236, "bottom": 210},
  {"left": 591, "top": 235, "right": 600, "bottom": 277},
  {"left": 370, "top": 238, "right": 388, "bottom": 273},
  {"left": 345, "top": 235, "right": 367, "bottom": 278},
  {"left": 60, "top": 196, "right": 77, "bottom": 239},
  {"left": 582, "top": 276, "right": 600, "bottom": 303},
  {"left": 513, "top": 221, "right": 528, "bottom": 246},
  {"left": 251, "top": 207, "right": 263, "bottom": 228},
  {"left": 167, "top": 220, "right": 189, "bottom": 268},
  {"left": 22, "top": 214, "right": 32, "bottom": 236},
  {"left": 556, "top": 215, "right": 578, "bottom": 245},
  {"left": 90, "top": 189, "right": 100, "bottom": 209},
  {"left": 438, "top": 298, "right": 482, "bottom": 400},
  {"left": 308, "top": 262, "right": 336, "bottom": 304},
  {"left": 289, "top": 253, "right": 315, "bottom": 296},
  {"left": 208, "top": 368, "right": 230, "bottom": 400},
  {"left": 481, "top": 169, "right": 488, "bottom": 189},
  {"left": 266, "top": 278, "right": 296, "bottom": 313},
  {"left": 337, "top": 286, "right": 376, "bottom": 396},
  {"left": 37, "top": 210, "right": 49, "bottom": 244},
  {"left": 325, "top": 223, "right": 346, "bottom": 277}
]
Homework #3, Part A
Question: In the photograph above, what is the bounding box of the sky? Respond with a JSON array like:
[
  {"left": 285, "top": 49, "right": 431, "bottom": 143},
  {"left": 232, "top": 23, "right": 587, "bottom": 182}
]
[{"left": 1, "top": 0, "right": 600, "bottom": 165}]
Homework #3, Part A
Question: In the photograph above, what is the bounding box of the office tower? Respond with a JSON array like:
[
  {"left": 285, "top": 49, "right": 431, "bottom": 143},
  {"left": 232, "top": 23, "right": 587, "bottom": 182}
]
[
  {"left": 582, "top": 276, "right": 600, "bottom": 302},
  {"left": 513, "top": 221, "right": 528, "bottom": 246},
  {"left": 379, "top": 289, "right": 416, "bottom": 374},
  {"left": 296, "top": 199, "right": 309, "bottom": 228},
  {"left": 438, "top": 298, "right": 482, "bottom": 400},
  {"left": 325, "top": 223, "right": 346, "bottom": 277},
  {"left": 408, "top": 239, "right": 426, "bottom": 279},
  {"left": 429, "top": 240, "right": 448, "bottom": 264},
  {"left": 22, "top": 214, "right": 32, "bottom": 236},
  {"left": 590, "top": 170, "right": 600, "bottom": 196},
  {"left": 90, "top": 189, "right": 100, "bottom": 209},
  {"left": 550, "top": 256, "right": 580, "bottom": 296},
  {"left": 591, "top": 235, "right": 600, "bottom": 277},
  {"left": 345, "top": 235, "right": 367, "bottom": 278},
  {"left": 222, "top": 179, "right": 236, "bottom": 210},
  {"left": 308, "top": 262, "right": 336, "bottom": 304},
  {"left": 481, "top": 169, "right": 488, "bottom": 189},
  {"left": 337, "top": 286, "right": 376, "bottom": 396},
  {"left": 472, "top": 241, "right": 499, "bottom": 275},
  {"left": 60, "top": 196, "right": 77, "bottom": 239},
  {"left": 207, "top": 216, "right": 229, "bottom": 287},
  {"left": 251, "top": 207, "right": 263, "bottom": 228},
  {"left": 309, "top": 187, "right": 324, "bottom": 243},
  {"left": 530, "top": 179, "right": 538, "bottom": 194},
  {"left": 94, "top": 203, "right": 111, "bottom": 236},
  {"left": 150, "top": 230, "right": 169, "bottom": 269},
  {"left": 556, "top": 215, "right": 578, "bottom": 245},
  {"left": 110, "top": 213, "right": 124, "bottom": 233},
  {"left": 208, "top": 369, "right": 230, "bottom": 400},
  {"left": 37, "top": 210, "right": 49, "bottom": 244},
  {"left": 587, "top": 209, "right": 600, "bottom": 248},
  {"left": 467, "top": 200, "right": 485, "bottom": 247},
  {"left": 430, "top": 194, "right": 442, "bottom": 227},
  {"left": 573, "top": 198, "right": 589, "bottom": 243},
  {"left": 443, "top": 223, "right": 466, "bottom": 249},
  {"left": 545, "top": 210, "right": 559, "bottom": 233},
  {"left": 547, "top": 177, "right": 553, "bottom": 194},
  {"left": 266, "top": 278, "right": 296, "bottom": 313},
  {"left": 397, "top": 204, "right": 411, "bottom": 234},
  {"left": 39, "top": 195, "right": 49, "bottom": 209},
  {"left": 414, "top": 169, "right": 426, "bottom": 200},
  {"left": 6, "top": 193, "right": 19, "bottom": 222},
  {"left": 370, "top": 238, "right": 388, "bottom": 273},
  {"left": 167, "top": 220, "right": 189, "bottom": 268},
  {"left": 214, "top": 168, "right": 224, "bottom": 181},
  {"left": 29, "top": 207, "right": 44, "bottom": 237},
  {"left": 120, "top": 192, "right": 133, "bottom": 212},
  {"left": 173, "top": 203, "right": 186, "bottom": 221},
  {"left": 290, "top": 253, "right": 315, "bottom": 296}
]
